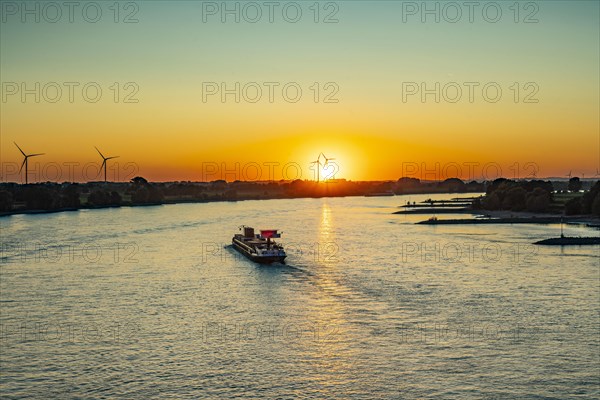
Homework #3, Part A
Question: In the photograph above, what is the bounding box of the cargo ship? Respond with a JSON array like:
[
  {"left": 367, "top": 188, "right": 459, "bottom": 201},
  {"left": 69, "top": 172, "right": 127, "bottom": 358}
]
[{"left": 232, "top": 226, "right": 287, "bottom": 264}]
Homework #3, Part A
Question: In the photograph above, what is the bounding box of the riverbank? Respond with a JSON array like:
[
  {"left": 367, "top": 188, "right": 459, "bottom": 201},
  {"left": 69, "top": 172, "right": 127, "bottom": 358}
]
[
  {"left": 0, "top": 197, "right": 272, "bottom": 218},
  {"left": 534, "top": 236, "right": 600, "bottom": 245},
  {"left": 0, "top": 193, "right": 381, "bottom": 218},
  {"left": 415, "top": 209, "right": 599, "bottom": 225},
  {"left": 394, "top": 208, "right": 472, "bottom": 214},
  {"left": 418, "top": 217, "right": 565, "bottom": 225},
  {"left": 0, "top": 202, "right": 168, "bottom": 218},
  {"left": 477, "top": 210, "right": 600, "bottom": 225},
  {"left": 0, "top": 180, "right": 488, "bottom": 218}
]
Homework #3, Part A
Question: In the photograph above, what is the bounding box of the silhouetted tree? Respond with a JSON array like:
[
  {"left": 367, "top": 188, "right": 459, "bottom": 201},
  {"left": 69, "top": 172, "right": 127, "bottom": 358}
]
[
  {"left": 397, "top": 177, "right": 420, "bottom": 186},
  {"left": 466, "top": 181, "right": 485, "bottom": 192},
  {"left": 482, "top": 192, "right": 501, "bottom": 210},
  {"left": 23, "top": 186, "right": 58, "bottom": 210},
  {"left": 224, "top": 189, "right": 237, "bottom": 200},
  {"left": 0, "top": 191, "right": 13, "bottom": 211},
  {"left": 131, "top": 176, "right": 148, "bottom": 184},
  {"left": 88, "top": 190, "right": 109, "bottom": 206},
  {"left": 525, "top": 187, "right": 550, "bottom": 212},
  {"left": 395, "top": 177, "right": 420, "bottom": 194},
  {"left": 581, "top": 181, "right": 600, "bottom": 215},
  {"left": 110, "top": 191, "right": 122, "bottom": 204},
  {"left": 502, "top": 187, "right": 527, "bottom": 211},
  {"left": 87, "top": 189, "right": 122, "bottom": 206},
  {"left": 441, "top": 178, "right": 466, "bottom": 193},
  {"left": 131, "top": 187, "right": 149, "bottom": 203},
  {"left": 211, "top": 180, "right": 227, "bottom": 190},
  {"left": 147, "top": 186, "right": 164, "bottom": 202},
  {"left": 568, "top": 177, "right": 582, "bottom": 192},
  {"left": 131, "top": 184, "right": 163, "bottom": 203},
  {"left": 61, "top": 185, "right": 81, "bottom": 208},
  {"left": 486, "top": 178, "right": 509, "bottom": 195},
  {"left": 565, "top": 197, "right": 582, "bottom": 215},
  {"left": 592, "top": 195, "right": 600, "bottom": 216},
  {"left": 481, "top": 179, "right": 554, "bottom": 212}
]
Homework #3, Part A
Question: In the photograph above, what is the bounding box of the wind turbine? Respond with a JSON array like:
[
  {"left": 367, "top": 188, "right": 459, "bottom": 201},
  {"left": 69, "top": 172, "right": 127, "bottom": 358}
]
[
  {"left": 321, "top": 153, "right": 336, "bottom": 166},
  {"left": 594, "top": 168, "right": 600, "bottom": 178},
  {"left": 311, "top": 155, "right": 323, "bottom": 183},
  {"left": 94, "top": 146, "right": 119, "bottom": 182},
  {"left": 14, "top": 142, "right": 44, "bottom": 184},
  {"left": 320, "top": 153, "right": 336, "bottom": 181}
]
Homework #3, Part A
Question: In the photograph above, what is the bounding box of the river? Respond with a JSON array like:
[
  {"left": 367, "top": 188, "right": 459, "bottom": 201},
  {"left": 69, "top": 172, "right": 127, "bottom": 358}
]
[{"left": 1, "top": 194, "right": 598, "bottom": 399}]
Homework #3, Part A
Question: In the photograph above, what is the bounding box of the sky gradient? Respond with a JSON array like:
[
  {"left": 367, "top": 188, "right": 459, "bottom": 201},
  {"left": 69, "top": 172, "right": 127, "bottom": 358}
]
[{"left": 1, "top": 0, "right": 599, "bottom": 182}]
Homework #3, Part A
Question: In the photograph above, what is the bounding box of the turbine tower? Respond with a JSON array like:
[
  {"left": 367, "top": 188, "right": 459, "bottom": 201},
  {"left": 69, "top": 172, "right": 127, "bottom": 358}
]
[
  {"left": 14, "top": 142, "right": 44, "bottom": 184},
  {"left": 320, "top": 153, "right": 336, "bottom": 180},
  {"left": 311, "top": 156, "right": 323, "bottom": 183},
  {"left": 94, "top": 146, "right": 119, "bottom": 182},
  {"left": 312, "top": 152, "right": 336, "bottom": 182}
]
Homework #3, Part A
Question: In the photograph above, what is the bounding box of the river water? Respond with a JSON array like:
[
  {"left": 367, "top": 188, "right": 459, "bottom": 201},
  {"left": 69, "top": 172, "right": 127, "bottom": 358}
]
[{"left": 1, "top": 194, "right": 598, "bottom": 399}]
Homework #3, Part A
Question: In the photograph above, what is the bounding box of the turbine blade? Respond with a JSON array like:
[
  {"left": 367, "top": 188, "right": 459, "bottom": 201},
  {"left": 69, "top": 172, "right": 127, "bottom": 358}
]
[
  {"left": 94, "top": 146, "right": 105, "bottom": 159},
  {"left": 96, "top": 160, "right": 106, "bottom": 178},
  {"left": 19, "top": 158, "right": 26, "bottom": 173},
  {"left": 106, "top": 156, "right": 119, "bottom": 160},
  {"left": 29, "top": 153, "right": 44, "bottom": 157},
  {"left": 14, "top": 142, "right": 26, "bottom": 156}
]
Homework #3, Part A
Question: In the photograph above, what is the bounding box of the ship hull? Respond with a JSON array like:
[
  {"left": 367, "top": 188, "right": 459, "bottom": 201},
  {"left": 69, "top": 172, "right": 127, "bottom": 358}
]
[{"left": 232, "top": 239, "right": 286, "bottom": 264}]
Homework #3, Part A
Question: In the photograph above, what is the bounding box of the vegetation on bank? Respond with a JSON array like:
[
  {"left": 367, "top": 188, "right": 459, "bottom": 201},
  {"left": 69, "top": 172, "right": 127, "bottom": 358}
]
[
  {"left": 0, "top": 177, "right": 597, "bottom": 217},
  {"left": 472, "top": 178, "right": 600, "bottom": 216},
  {"left": 564, "top": 181, "right": 600, "bottom": 216},
  {"left": 0, "top": 177, "right": 483, "bottom": 214}
]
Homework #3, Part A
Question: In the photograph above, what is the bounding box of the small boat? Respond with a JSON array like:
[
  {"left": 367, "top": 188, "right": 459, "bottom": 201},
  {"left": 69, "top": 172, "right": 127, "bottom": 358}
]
[{"left": 232, "top": 226, "right": 287, "bottom": 264}]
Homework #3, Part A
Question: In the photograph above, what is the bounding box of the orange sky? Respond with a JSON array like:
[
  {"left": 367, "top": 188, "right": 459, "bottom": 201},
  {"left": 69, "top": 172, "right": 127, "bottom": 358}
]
[{"left": 1, "top": 1, "right": 599, "bottom": 183}]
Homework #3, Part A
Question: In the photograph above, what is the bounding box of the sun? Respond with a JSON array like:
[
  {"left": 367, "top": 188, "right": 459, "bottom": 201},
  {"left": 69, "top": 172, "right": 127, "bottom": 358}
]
[
  {"left": 321, "top": 163, "right": 338, "bottom": 181},
  {"left": 298, "top": 136, "right": 365, "bottom": 181},
  {"left": 309, "top": 152, "right": 340, "bottom": 182}
]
